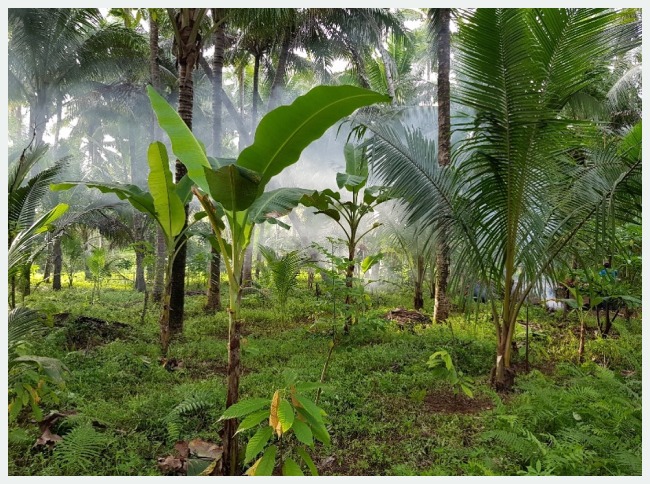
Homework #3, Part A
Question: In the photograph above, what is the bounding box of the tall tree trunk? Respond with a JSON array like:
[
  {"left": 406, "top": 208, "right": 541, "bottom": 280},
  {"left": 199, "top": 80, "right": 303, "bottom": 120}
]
[
  {"left": 433, "top": 8, "right": 451, "bottom": 324},
  {"left": 169, "top": 11, "right": 201, "bottom": 335},
  {"left": 204, "top": 8, "right": 225, "bottom": 314},
  {"left": 252, "top": 53, "right": 261, "bottom": 131},
  {"left": 52, "top": 235, "right": 62, "bottom": 291},
  {"left": 21, "top": 264, "right": 31, "bottom": 299},
  {"left": 238, "top": 67, "right": 245, "bottom": 152},
  {"left": 150, "top": 15, "right": 166, "bottom": 303},
  {"left": 578, "top": 317, "right": 586, "bottom": 363},
  {"left": 343, "top": 242, "right": 356, "bottom": 334},
  {"left": 268, "top": 27, "right": 295, "bottom": 110},
  {"left": 414, "top": 254, "right": 425, "bottom": 310},
  {"left": 43, "top": 232, "right": 52, "bottom": 283},
  {"left": 129, "top": 126, "right": 147, "bottom": 293}
]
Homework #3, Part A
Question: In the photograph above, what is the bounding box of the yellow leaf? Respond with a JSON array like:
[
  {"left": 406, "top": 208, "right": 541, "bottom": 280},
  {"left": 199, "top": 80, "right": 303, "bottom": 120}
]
[
  {"left": 246, "top": 456, "right": 262, "bottom": 476},
  {"left": 269, "top": 390, "right": 282, "bottom": 436}
]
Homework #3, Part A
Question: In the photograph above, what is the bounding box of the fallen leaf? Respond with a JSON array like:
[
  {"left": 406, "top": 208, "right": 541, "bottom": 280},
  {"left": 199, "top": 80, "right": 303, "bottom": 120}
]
[
  {"left": 188, "top": 438, "right": 223, "bottom": 460},
  {"left": 157, "top": 455, "right": 187, "bottom": 475},
  {"left": 174, "top": 440, "right": 189, "bottom": 459}
]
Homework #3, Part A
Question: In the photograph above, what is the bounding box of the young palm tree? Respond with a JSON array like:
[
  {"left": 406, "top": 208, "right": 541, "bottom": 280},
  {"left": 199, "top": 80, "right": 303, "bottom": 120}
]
[{"left": 367, "top": 8, "right": 640, "bottom": 389}]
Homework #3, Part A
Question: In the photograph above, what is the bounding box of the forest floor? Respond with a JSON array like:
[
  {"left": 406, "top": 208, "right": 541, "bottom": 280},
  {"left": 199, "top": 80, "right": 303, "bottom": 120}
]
[{"left": 8, "top": 276, "right": 642, "bottom": 476}]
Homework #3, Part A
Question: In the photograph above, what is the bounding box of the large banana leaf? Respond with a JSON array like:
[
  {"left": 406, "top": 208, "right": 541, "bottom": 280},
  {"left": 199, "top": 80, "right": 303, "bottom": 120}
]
[
  {"left": 147, "top": 142, "right": 185, "bottom": 239},
  {"left": 204, "top": 164, "right": 261, "bottom": 211},
  {"left": 247, "top": 188, "right": 315, "bottom": 227},
  {"left": 149, "top": 84, "right": 389, "bottom": 203},
  {"left": 237, "top": 85, "right": 389, "bottom": 191},
  {"left": 52, "top": 181, "right": 155, "bottom": 215},
  {"left": 336, "top": 143, "right": 368, "bottom": 190},
  {"left": 147, "top": 85, "right": 212, "bottom": 193}
]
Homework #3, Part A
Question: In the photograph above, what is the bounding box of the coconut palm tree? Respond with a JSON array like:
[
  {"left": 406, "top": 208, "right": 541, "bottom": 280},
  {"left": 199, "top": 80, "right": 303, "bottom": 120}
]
[{"left": 367, "top": 8, "right": 640, "bottom": 389}]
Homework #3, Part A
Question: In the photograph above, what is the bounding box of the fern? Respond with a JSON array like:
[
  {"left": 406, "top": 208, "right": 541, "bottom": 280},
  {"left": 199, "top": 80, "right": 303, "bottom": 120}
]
[
  {"left": 162, "top": 391, "right": 215, "bottom": 442},
  {"left": 53, "top": 424, "right": 112, "bottom": 475},
  {"left": 259, "top": 246, "right": 306, "bottom": 321}
]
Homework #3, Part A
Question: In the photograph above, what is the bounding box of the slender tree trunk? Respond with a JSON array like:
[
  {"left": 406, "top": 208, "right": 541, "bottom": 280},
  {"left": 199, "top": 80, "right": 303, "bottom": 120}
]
[
  {"left": 414, "top": 254, "right": 425, "bottom": 310},
  {"left": 268, "top": 27, "right": 295, "bottom": 110},
  {"left": 578, "top": 317, "right": 586, "bottom": 363},
  {"left": 205, "top": 9, "right": 225, "bottom": 313},
  {"left": 169, "top": 14, "right": 200, "bottom": 335},
  {"left": 43, "top": 233, "right": 52, "bottom": 283},
  {"left": 52, "top": 235, "right": 62, "bottom": 291},
  {"left": 343, "top": 243, "right": 356, "bottom": 334},
  {"left": 222, "top": 270, "right": 243, "bottom": 476},
  {"left": 433, "top": 8, "right": 451, "bottom": 324},
  {"left": 129, "top": 127, "right": 147, "bottom": 293},
  {"left": 252, "top": 53, "right": 261, "bottom": 131},
  {"left": 347, "top": 42, "right": 371, "bottom": 89},
  {"left": 238, "top": 67, "right": 245, "bottom": 152},
  {"left": 150, "top": 15, "right": 166, "bottom": 303},
  {"left": 21, "top": 264, "right": 31, "bottom": 299}
]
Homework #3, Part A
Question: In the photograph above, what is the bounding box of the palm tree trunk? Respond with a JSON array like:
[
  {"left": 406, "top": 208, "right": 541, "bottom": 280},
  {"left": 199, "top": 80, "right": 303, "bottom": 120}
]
[
  {"left": 43, "top": 232, "right": 52, "bottom": 283},
  {"left": 252, "top": 53, "right": 261, "bottom": 131},
  {"left": 268, "top": 27, "right": 295, "bottom": 110},
  {"left": 52, "top": 235, "right": 62, "bottom": 291},
  {"left": 169, "top": 14, "right": 201, "bottom": 335},
  {"left": 205, "top": 8, "right": 225, "bottom": 313},
  {"left": 433, "top": 8, "right": 451, "bottom": 324},
  {"left": 129, "top": 126, "right": 146, "bottom": 293},
  {"left": 414, "top": 254, "right": 425, "bottom": 310},
  {"left": 238, "top": 66, "right": 245, "bottom": 152}
]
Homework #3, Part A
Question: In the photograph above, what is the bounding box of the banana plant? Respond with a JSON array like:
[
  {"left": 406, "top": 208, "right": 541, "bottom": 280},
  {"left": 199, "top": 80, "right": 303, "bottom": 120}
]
[
  {"left": 301, "top": 143, "right": 391, "bottom": 333},
  {"left": 147, "top": 84, "right": 389, "bottom": 475},
  {"left": 52, "top": 142, "right": 194, "bottom": 354}
]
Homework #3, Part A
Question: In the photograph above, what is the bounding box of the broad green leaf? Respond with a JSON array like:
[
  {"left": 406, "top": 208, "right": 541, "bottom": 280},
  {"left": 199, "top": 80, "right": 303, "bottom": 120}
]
[
  {"left": 51, "top": 181, "right": 155, "bottom": 215},
  {"left": 245, "top": 426, "right": 273, "bottom": 463},
  {"left": 361, "top": 253, "right": 383, "bottom": 274},
  {"left": 147, "top": 85, "right": 211, "bottom": 193},
  {"left": 13, "top": 356, "right": 67, "bottom": 383},
  {"left": 296, "top": 446, "right": 319, "bottom": 476},
  {"left": 296, "top": 408, "right": 330, "bottom": 446},
  {"left": 207, "top": 156, "right": 236, "bottom": 169},
  {"left": 220, "top": 398, "right": 269, "bottom": 420},
  {"left": 253, "top": 445, "right": 277, "bottom": 476},
  {"left": 175, "top": 174, "right": 194, "bottom": 205},
  {"left": 336, "top": 172, "right": 367, "bottom": 190},
  {"left": 291, "top": 419, "right": 313, "bottom": 448},
  {"left": 148, "top": 142, "right": 185, "bottom": 238},
  {"left": 282, "top": 457, "right": 304, "bottom": 476},
  {"left": 203, "top": 165, "right": 261, "bottom": 211},
  {"left": 277, "top": 399, "right": 295, "bottom": 433},
  {"left": 238, "top": 85, "right": 389, "bottom": 191},
  {"left": 248, "top": 188, "right": 313, "bottom": 225},
  {"left": 294, "top": 395, "right": 326, "bottom": 424},
  {"left": 236, "top": 409, "right": 270, "bottom": 434}
]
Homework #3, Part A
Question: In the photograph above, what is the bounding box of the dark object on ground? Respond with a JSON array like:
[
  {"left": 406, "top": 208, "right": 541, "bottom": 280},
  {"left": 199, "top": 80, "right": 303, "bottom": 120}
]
[
  {"left": 63, "top": 316, "right": 132, "bottom": 350},
  {"left": 386, "top": 308, "right": 430, "bottom": 328}
]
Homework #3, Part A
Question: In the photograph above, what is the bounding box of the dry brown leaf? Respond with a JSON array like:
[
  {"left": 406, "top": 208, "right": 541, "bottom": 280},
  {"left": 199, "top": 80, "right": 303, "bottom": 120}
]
[
  {"left": 188, "top": 438, "right": 223, "bottom": 460},
  {"left": 33, "top": 410, "right": 77, "bottom": 448},
  {"left": 269, "top": 390, "right": 282, "bottom": 436},
  {"left": 157, "top": 455, "right": 187, "bottom": 474},
  {"left": 174, "top": 440, "right": 189, "bottom": 459}
]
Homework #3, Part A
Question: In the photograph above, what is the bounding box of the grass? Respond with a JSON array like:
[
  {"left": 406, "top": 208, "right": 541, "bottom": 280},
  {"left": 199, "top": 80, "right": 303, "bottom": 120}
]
[{"left": 8, "top": 274, "right": 642, "bottom": 476}]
